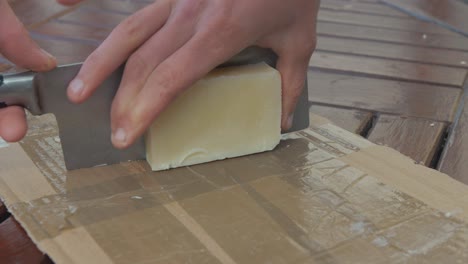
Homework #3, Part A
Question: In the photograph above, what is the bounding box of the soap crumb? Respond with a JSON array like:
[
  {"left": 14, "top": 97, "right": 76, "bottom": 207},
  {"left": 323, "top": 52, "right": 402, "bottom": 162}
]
[
  {"left": 131, "top": 196, "right": 143, "bottom": 200},
  {"left": 0, "top": 137, "right": 8, "bottom": 149},
  {"left": 444, "top": 208, "right": 463, "bottom": 218},
  {"left": 54, "top": 136, "right": 61, "bottom": 143},
  {"left": 422, "top": 34, "right": 427, "bottom": 39},
  {"left": 461, "top": 61, "right": 467, "bottom": 65},
  {"left": 372, "top": 236, "right": 389, "bottom": 247},
  {"left": 430, "top": 123, "right": 435, "bottom": 127},
  {"left": 68, "top": 205, "right": 77, "bottom": 214},
  {"left": 350, "top": 221, "right": 368, "bottom": 234}
]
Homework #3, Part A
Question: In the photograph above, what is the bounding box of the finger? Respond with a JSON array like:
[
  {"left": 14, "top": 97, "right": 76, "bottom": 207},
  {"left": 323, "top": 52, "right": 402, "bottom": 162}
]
[
  {"left": 0, "top": 1, "right": 56, "bottom": 71},
  {"left": 56, "top": 0, "right": 84, "bottom": 6},
  {"left": 110, "top": 30, "right": 249, "bottom": 148},
  {"left": 112, "top": 3, "right": 203, "bottom": 125},
  {"left": 276, "top": 52, "right": 311, "bottom": 131},
  {"left": 0, "top": 106, "right": 27, "bottom": 142},
  {"left": 67, "top": 0, "right": 172, "bottom": 103}
]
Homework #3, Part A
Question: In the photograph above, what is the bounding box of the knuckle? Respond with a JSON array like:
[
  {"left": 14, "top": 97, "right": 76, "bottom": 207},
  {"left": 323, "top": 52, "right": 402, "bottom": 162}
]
[
  {"left": 84, "top": 51, "right": 101, "bottom": 66},
  {"left": 203, "top": 1, "right": 238, "bottom": 34},
  {"left": 155, "top": 68, "right": 180, "bottom": 101},
  {"left": 296, "top": 36, "right": 317, "bottom": 57},
  {"left": 213, "top": 14, "right": 238, "bottom": 35},
  {"left": 176, "top": 0, "right": 205, "bottom": 20},
  {"left": 126, "top": 52, "right": 150, "bottom": 74},
  {"left": 152, "top": 67, "right": 183, "bottom": 104},
  {"left": 115, "top": 15, "right": 141, "bottom": 39}
]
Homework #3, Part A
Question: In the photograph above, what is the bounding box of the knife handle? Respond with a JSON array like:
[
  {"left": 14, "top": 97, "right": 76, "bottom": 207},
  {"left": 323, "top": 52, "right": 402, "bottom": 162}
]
[{"left": 0, "top": 72, "right": 42, "bottom": 115}]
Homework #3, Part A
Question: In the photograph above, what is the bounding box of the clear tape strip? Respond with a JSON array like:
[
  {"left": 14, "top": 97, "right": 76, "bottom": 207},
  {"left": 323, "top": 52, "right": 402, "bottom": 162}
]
[{"left": 0, "top": 137, "right": 9, "bottom": 148}]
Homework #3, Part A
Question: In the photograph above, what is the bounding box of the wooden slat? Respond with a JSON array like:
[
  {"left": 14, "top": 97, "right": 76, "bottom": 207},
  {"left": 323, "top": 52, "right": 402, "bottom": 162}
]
[
  {"left": 0, "top": 63, "right": 12, "bottom": 72},
  {"left": 2, "top": 36, "right": 95, "bottom": 69},
  {"left": 9, "top": 0, "right": 74, "bottom": 28},
  {"left": 57, "top": 7, "right": 126, "bottom": 28},
  {"left": 307, "top": 70, "right": 461, "bottom": 122},
  {"left": 32, "top": 21, "right": 112, "bottom": 43},
  {"left": 320, "top": 0, "right": 408, "bottom": 17},
  {"left": 316, "top": 35, "right": 468, "bottom": 68},
  {"left": 318, "top": 9, "right": 456, "bottom": 35},
  {"left": 310, "top": 51, "right": 468, "bottom": 87},
  {"left": 381, "top": 0, "right": 468, "bottom": 37},
  {"left": 85, "top": 0, "right": 149, "bottom": 14},
  {"left": 33, "top": 37, "right": 97, "bottom": 64},
  {"left": 0, "top": 217, "right": 46, "bottom": 264},
  {"left": 309, "top": 105, "right": 372, "bottom": 134},
  {"left": 367, "top": 114, "right": 446, "bottom": 166},
  {"left": 439, "top": 96, "right": 468, "bottom": 185},
  {"left": 317, "top": 21, "right": 468, "bottom": 51}
]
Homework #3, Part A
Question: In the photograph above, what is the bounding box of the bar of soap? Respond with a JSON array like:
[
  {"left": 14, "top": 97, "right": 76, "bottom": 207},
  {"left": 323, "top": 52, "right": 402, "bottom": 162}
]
[{"left": 145, "top": 63, "right": 282, "bottom": 171}]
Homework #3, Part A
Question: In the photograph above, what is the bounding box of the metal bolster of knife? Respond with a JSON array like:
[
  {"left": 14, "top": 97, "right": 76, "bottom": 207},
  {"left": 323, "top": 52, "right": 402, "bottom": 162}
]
[{"left": 0, "top": 72, "right": 42, "bottom": 115}]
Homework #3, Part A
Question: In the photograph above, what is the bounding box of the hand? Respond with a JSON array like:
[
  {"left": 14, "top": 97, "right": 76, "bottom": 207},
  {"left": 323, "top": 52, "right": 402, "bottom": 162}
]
[
  {"left": 67, "top": 0, "right": 320, "bottom": 149},
  {"left": 0, "top": 0, "right": 57, "bottom": 142}
]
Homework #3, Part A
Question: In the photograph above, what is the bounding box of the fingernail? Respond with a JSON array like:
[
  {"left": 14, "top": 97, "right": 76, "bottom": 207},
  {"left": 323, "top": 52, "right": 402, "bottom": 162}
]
[
  {"left": 40, "top": 48, "right": 54, "bottom": 59},
  {"left": 40, "top": 49, "right": 56, "bottom": 67},
  {"left": 69, "top": 79, "right": 84, "bottom": 97},
  {"left": 113, "top": 128, "right": 127, "bottom": 144},
  {"left": 286, "top": 114, "right": 294, "bottom": 129},
  {"left": 38, "top": 49, "right": 57, "bottom": 70}
]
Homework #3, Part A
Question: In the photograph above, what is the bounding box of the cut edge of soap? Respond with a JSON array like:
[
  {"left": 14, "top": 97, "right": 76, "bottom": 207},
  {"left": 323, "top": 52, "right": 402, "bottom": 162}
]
[{"left": 149, "top": 142, "right": 280, "bottom": 171}]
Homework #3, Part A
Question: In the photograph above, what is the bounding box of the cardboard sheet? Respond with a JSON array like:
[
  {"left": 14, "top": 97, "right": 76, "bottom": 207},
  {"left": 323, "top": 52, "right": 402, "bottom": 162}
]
[{"left": 0, "top": 114, "right": 468, "bottom": 263}]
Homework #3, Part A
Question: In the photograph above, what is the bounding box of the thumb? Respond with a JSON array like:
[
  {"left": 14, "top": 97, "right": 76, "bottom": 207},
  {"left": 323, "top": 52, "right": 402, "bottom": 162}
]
[
  {"left": 0, "top": 1, "right": 56, "bottom": 71},
  {"left": 276, "top": 49, "right": 312, "bottom": 131}
]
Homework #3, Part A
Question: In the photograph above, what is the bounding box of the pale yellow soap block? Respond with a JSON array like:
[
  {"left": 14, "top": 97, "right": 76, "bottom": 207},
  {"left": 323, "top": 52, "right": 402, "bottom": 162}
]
[{"left": 145, "top": 63, "right": 282, "bottom": 171}]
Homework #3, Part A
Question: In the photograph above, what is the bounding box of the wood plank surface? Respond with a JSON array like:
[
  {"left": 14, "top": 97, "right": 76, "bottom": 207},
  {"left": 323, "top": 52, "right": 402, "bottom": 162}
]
[
  {"left": 310, "top": 51, "right": 468, "bottom": 87},
  {"left": 318, "top": 9, "right": 456, "bottom": 35},
  {"left": 85, "top": 0, "right": 149, "bottom": 14},
  {"left": 0, "top": 217, "right": 47, "bottom": 264},
  {"left": 57, "top": 7, "right": 126, "bottom": 28},
  {"left": 0, "top": 63, "right": 12, "bottom": 72},
  {"left": 317, "top": 21, "right": 468, "bottom": 51},
  {"left": 33, "top": 37, "right": 97, "bottom": 64},
  {"left": 367, "top": 114, "right": 447, "bottom": 166},
  {"left": 439, "top": 93, "right": 468, "bottom": 185},
  {"left": 316, "top": 35, "right": 468, "bottom": 68},
  {"left": 8, "top": 0, "right": 76, "bottom": 28},
  {"left": 32, "top": 21, "right": 111, "bottom": 44},
  {"left": 320, "top": 0, "right": 408, "bottom": 17},
  {"left": 381, "top": 0, "right": 468, "bottom": 37},
  {"left": 307, "top": 70, "right": 461, "bottom": 122},
  {"left": 309, "top": 104, "right": 373, "bottom": 134}
]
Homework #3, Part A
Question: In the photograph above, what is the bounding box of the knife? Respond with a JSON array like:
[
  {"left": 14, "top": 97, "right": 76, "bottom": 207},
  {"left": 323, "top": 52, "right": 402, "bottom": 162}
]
[{"left": 0, "top": 47, "right": 309, "bottom": 170}]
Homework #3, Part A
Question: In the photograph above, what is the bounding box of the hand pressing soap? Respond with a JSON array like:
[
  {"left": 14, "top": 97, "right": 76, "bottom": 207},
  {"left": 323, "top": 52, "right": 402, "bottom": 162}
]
[{"left": 145, "top": 63, "right": 282, "bottom": 171}]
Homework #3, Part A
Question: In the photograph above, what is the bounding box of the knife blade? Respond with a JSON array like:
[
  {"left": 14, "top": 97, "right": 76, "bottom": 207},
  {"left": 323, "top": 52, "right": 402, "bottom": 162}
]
[{"left": 0, "top": 47, "right": 309, "bottom": 170}]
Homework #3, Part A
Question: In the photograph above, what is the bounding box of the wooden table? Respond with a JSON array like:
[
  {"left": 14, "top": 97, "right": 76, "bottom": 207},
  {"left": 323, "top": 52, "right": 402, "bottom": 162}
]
[{"left": 1, "top": 0, "right": 468, "bottom": 262}]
